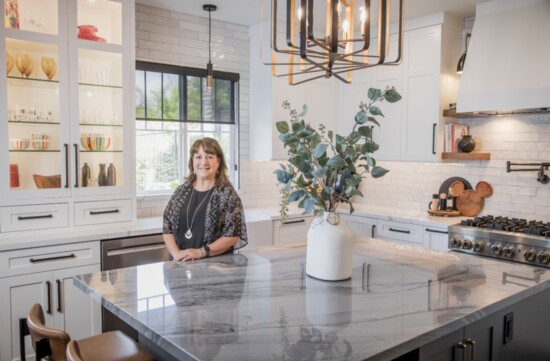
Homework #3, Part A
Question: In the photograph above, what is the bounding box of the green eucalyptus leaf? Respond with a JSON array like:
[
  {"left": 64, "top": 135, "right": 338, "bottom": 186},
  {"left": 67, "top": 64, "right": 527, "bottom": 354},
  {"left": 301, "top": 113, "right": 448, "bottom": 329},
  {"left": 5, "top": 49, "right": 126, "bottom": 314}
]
[
  {"left": 298, "top": 104, "right": 308, "bottom": 118},
  {"left": 357, "top": 126, "right": 372, "bottom": 138},
  {"left": 355, "top": 111, "right": 368, "bottom": 124},
  {"left": 313, "top": 143, "right": 329, "bottom": 158},
  {"left": 348, "top": 131, "right": 361, "bottom": 144},
  {"left": 275, "top": 169, "right": 292, "bottom": 183},
  {"left": 328, "top": 130, "right": 334, "bottom": 142},
  {"left": 327, "top": 155, "right": 345, "bottom": 167},
  {"left": 371, "top": 166, "right": 389, "bottom": 178},
  {"left": 288, "top": 190, "right": 306, "bottom": 202},
  {"left": 368, "top": 117, "right": 380, "bottom": 127},
  {"left": 369, "top": 106, "right": 384, "bottom": 117},
  {"left": 368, "top": 88, "right": 382, "bottom": 101},
  {"left": 312, "top": 166, "right": 327, "bottom": 179},
  {"left": 276, "top": 121, "right": 289, "bottom": 134},
  {"left": 384, "top": 88, "right": 402, "bottom": 103},
  {"left": 362, "top": 140, "right": 379, "bottom": 153},
  {"left": 303, "top": 197, "right": 317, "bottom": 214}
]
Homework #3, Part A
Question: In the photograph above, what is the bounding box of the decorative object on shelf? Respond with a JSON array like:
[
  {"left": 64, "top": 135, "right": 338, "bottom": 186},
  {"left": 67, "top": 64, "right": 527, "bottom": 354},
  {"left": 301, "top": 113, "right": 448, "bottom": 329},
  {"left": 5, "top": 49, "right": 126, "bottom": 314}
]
[
  {"left": 506, "top": 161, "right": 550, "bottom": 184},
  {"left": 203, "top": 4, "right": 216, "bottom": 89},
  {"left": 455, "top": 181, "right": 493, "bottom": 217},
  {"left": 40, "top": 56, "right": 56, "bottom": 80},
  {"left": 107, "top": 163, "right": 116, "bottom": 186},
  {"left": 33, "top": 174, "right": 61, "bottom": 189},
  {"left": 31, "top": 131, "right": 49, "bottom": 140},
  {"left": 15, "top": 53, "right": 30, "bottom": 77},
  {"left": 23, "top": 56, "right": 33, "bottom": 78},
  {"left": 9, "top": 164, "right": 19, "bottom": 188},
  {"left": 429, "top": 193, "right": 439, "bottom": 211},
  {"left": 77, "top": 25, "right": 106, "bottom": 42},
  {"left": 81, "top": 162, "right": 90, "bottom": 187},
  {"left": 6, "top": 51, "right": 13, "bottom": 75},
  {"left": 427, "top": 209, "right": 461, "bottom": 217},
  {"left": 444, "top": 123, "right": 468, "bottom": 152},
  {"left": 9, "top": 138, "right": 29, "bottom": 150},
  {"left": 275, "top": 86, "right": 401, "bottom": 281},
  {"left": 80, "top": 133, "right": 111, "bottom": 151},
  {"left": 458, "top": 134, "right": 476, "bottom": 153},
  {"left": 263, "top": 0, "right": 404, "bottom": 85},
  {"left": 31, "top": 139, "right": 49, "bottom": 150},
  {"left": 4, "top": 0, "right": 20, "bottom": 29},
  {"left": 98, "top": 163, "right": 108, "bottom": 186},
  {"left": 457, "top": 33, "right": 471, "bottom": 74}
]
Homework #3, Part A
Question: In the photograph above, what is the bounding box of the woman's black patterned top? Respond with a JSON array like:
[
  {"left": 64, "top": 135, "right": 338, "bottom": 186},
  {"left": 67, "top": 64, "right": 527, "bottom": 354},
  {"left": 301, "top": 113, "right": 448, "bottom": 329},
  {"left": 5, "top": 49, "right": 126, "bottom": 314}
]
[{"left": 163, "top": 183, "right": 248, "bottom": 250}]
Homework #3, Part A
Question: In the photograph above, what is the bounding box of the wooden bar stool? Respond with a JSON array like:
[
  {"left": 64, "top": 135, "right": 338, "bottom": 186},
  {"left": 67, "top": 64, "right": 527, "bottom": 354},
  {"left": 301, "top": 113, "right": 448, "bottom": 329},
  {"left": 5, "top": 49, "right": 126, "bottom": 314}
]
[{"left": 26, "top": 303, "right": 154, "bottom": 361}]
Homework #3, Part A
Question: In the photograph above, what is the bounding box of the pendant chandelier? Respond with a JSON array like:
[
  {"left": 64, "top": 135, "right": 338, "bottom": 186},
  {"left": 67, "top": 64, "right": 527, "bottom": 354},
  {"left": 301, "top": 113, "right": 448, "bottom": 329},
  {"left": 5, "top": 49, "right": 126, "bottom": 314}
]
[
  {"left": 204, "top": 4, "right": 217, "bottom": 88},
  {"left": 265, "top": 0, "right": 404, "bottom": 85}
]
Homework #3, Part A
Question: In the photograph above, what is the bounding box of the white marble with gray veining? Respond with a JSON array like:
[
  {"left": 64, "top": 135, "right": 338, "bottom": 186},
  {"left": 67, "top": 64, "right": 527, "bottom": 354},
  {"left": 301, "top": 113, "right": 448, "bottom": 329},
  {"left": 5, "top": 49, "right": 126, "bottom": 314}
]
[{"left": 73, "top": 238, "right": 550, "bottom": 361}]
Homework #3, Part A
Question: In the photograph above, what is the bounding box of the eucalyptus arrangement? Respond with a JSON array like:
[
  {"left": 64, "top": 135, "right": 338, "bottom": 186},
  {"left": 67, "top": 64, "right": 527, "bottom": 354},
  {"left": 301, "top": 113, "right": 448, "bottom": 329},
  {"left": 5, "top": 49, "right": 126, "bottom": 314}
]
[{"left": 275, "top": 86, "right": 402, "bottom": 218}]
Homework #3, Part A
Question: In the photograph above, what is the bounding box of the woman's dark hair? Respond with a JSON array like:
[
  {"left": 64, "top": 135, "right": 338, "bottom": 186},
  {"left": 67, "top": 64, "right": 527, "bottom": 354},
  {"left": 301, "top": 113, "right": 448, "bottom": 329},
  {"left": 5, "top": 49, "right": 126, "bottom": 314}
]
[{"left": 186, "top": 137, "right": 230, "bottom": 188}]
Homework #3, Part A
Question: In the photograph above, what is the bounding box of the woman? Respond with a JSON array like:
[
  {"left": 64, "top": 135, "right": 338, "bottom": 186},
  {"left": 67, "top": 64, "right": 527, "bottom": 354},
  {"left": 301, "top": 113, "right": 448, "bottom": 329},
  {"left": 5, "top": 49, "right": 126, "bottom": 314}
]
[{"left": 163, "top": 137, "right": 247, "bottom": 261}]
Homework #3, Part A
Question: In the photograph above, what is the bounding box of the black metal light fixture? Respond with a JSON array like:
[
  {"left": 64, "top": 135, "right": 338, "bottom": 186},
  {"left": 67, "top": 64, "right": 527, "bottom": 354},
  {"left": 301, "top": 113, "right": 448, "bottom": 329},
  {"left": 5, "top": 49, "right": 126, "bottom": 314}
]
[
  {"left": 265, "top": 0, "right": 404, "bottom": 85},
  {"left": 204, "top": 4, "right": 216, "bottom": 88},
  {"left": 457, "top": 33, "right": 471, "bottom": 74}
]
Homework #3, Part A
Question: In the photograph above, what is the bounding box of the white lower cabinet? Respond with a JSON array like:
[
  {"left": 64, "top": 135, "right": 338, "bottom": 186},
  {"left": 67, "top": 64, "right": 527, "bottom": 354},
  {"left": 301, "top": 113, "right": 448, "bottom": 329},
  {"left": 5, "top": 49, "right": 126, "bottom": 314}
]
[
  {"left": 423, "top": 226, "right": 450, "bottom": 252},
  {"left": 377, "top": 220, "right": 424, "bottom": 245},
  {"left": 273, "top": 216, "right": 313, "bottom": 244},
  {"left": 341, "top": 214, "right": 378, "bottom": 238},
  {"left": 0, "top": 242, "right": 101, "bottom": 361}
]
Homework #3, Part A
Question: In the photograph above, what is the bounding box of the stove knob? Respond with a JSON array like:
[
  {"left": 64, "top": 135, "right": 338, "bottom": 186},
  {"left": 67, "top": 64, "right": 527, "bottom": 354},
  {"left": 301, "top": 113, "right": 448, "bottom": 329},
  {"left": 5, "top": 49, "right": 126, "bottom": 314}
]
[
  {"left": 462, "top": 239, "right": 473, "bottom": 250},
  {"left": 491, "top": 244, "right": 502, "bottom": 255},
  {"left": 473, "top": 242, "right": 484, "bottom": 253},
  {"left": 524, "top": 249, "right": 537, "bottom": 262},
  {"left": 451, "top": 236, "right": 462, "bottom": 248},
  {"left": 538, "top": 252, "right": 550, "bottom": 264},
  {"left": 503, "top": 247, "right": 516, "bottom": 258}
]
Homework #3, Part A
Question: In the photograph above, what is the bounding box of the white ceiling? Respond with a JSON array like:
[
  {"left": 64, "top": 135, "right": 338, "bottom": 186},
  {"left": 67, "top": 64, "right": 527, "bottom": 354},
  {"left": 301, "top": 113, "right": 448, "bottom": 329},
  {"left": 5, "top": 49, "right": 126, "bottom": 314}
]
[{"left": 135, "top": 0, "right": 489, "bottom": 26}]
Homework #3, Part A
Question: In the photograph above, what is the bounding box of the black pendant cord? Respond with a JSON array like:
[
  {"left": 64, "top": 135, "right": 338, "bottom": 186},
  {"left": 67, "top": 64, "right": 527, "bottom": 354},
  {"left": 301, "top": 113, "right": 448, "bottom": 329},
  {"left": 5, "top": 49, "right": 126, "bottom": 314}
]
[{"left": 208, "top": 8, "right": 212, "bottom": 64}]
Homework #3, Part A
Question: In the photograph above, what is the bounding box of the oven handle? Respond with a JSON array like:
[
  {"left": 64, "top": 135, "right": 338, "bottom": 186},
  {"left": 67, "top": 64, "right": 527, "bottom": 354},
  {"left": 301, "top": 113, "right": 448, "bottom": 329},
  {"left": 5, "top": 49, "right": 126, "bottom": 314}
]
[{"left": 106, "top": 242, "right": 166, "bottom": 256}]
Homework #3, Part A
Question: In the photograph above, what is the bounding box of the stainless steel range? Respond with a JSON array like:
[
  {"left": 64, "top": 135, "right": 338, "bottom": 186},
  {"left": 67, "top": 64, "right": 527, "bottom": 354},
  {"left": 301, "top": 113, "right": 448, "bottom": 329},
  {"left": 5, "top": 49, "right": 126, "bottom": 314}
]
[{"left": 448, "top": 215, "right": 550, "bottom": 268}]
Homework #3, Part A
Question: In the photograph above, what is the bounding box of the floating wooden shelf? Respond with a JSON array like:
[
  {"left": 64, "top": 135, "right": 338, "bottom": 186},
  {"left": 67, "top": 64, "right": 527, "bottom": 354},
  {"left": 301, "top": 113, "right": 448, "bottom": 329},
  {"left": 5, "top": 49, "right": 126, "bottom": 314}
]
[
  {"left": 441, "top": 152, "right": 491, "bottom": 160},
  {"left": 443, "top": 109, "right": 486, "bottom": 118}
]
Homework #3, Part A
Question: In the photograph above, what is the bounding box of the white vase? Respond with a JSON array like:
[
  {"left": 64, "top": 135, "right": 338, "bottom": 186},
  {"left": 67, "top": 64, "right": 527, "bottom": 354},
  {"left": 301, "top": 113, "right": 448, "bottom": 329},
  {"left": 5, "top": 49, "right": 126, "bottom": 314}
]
[{"left": 306, "top": 212, "right": 354, "bottom": 281}]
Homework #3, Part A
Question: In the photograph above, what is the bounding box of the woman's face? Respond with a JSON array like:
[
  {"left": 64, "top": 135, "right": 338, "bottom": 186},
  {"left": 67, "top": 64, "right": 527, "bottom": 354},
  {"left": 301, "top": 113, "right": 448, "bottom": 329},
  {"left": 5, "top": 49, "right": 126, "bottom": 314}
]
[{"left": 192, "top": 146, "right": 220, "bottom": 182}]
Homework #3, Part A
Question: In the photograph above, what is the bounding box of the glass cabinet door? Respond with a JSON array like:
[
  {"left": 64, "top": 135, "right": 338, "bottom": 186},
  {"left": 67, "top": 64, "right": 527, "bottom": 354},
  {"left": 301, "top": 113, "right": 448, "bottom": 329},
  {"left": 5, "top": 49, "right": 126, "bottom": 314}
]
[{"left": 4, "top": 0, "right": 59, "bottom": 35}]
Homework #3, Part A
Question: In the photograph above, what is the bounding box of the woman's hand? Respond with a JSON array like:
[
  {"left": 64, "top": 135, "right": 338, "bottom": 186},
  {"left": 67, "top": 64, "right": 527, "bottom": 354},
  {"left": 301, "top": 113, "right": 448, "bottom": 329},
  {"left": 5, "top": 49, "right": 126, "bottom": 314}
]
[{"left": 175, "top": 247, "right": 203, "bottom": 262}]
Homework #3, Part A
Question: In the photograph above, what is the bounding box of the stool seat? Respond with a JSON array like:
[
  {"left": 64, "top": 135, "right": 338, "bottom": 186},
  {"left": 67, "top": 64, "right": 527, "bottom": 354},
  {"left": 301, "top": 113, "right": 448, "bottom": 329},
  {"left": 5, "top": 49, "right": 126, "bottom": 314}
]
[{"left": 68, "top": 331, "right": 154, "bottom": 361}]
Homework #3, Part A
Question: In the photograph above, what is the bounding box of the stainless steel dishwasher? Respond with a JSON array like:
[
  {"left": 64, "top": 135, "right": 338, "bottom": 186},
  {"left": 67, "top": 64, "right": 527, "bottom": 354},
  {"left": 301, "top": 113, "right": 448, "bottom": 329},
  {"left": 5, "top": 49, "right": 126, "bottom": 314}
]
[{"left": 101, "top": 233, "right": 169, "bottom": 339}]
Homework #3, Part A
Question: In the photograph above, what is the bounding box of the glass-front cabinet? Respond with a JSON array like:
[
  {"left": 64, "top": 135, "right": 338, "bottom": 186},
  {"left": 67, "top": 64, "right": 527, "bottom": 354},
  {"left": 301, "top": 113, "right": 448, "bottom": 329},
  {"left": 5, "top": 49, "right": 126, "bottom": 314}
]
[{"left": 0, "top": 0, "right": 134, "bottom": 232}]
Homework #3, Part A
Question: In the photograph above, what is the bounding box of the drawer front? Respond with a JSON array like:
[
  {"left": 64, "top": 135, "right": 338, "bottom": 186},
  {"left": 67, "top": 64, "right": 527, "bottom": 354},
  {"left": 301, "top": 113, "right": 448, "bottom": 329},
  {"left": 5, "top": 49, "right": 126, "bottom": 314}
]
[
  {"left": 0, "top": 241, "right": 100, "bottom": 277},
  {"left": 273, "top": 217, "right": 312, "bottom": 244},
  {"left": 377, "top": 220, "right": 423, "bottom": 244},
  {"left": 74, "top": 199, "right": 133, "bottom": 226},
  {"left": 0, "top": 203, "right": 69, "bottom": 232}
]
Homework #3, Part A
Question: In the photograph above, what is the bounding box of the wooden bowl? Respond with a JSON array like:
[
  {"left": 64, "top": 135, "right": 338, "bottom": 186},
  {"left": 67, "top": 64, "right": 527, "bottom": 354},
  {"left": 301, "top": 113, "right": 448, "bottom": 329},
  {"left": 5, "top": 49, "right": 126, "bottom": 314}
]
[{"left": 33, "top": 174, "right": 61, "bottom": 189}]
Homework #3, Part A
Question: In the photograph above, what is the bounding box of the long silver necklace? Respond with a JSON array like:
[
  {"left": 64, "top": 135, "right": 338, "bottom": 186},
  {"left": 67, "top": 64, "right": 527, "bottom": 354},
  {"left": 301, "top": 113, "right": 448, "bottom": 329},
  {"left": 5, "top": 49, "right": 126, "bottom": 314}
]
[{"left": 185, "top": 186, "right": 213, "bottom": 239}]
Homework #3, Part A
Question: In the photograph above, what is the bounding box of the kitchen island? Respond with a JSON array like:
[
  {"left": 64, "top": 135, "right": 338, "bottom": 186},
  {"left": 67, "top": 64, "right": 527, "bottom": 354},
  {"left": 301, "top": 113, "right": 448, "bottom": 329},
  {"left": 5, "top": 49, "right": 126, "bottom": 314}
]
[{"left": 73, "top": 238, "right": 550, "bottom": 360}]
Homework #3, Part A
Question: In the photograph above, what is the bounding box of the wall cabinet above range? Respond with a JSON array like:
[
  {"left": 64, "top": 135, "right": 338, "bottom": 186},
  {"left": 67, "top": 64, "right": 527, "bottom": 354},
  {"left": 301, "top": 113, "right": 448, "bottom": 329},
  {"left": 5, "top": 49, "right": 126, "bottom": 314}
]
[{"left": 0, "top": 0, "right": 136, "bottom": 234}]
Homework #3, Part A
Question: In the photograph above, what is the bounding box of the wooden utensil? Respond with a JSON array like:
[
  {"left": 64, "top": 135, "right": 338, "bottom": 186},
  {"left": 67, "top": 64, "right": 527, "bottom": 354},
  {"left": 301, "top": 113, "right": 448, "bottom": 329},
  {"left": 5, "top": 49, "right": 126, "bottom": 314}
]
[{"left": 456, "top": 181, "right": 493, "bottom": 216}]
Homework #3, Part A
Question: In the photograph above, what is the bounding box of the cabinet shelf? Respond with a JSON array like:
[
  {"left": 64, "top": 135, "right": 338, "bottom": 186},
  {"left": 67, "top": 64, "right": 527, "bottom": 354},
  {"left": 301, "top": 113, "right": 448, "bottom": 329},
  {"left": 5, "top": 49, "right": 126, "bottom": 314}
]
[
  {"left": 9, "top": 149, "right": 60, "bottom": 153},
  {"left": 80, "top": 150, "right": 122, "bottom": 153},
  {"left": 9, "top": 120, "right": 59, "bottom": 125},
  {"left": 7, "top": 76, "right": 59, "bottom": 87},
  {"left": 80, "top": 123, "right": 122, "bottom": 127},
  {"left": 79, "top": 82, "right": 122, "bottom": 89},
  {"left": 441, "top": 152, "right": 491, "bottom": 160}
]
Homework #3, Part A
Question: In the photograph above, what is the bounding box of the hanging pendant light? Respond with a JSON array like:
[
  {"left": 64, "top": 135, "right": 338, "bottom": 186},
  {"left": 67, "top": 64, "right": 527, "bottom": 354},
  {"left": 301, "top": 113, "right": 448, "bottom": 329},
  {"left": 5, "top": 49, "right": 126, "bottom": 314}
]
[
  {"left": 264, "top": 0, "right": 404, "bottom": 85},
  {"left": 456, "top": 33, "right": 471, "bottom": 74},
  {"left": 204, "top": 4, "right": 217, "bottom": 88}
]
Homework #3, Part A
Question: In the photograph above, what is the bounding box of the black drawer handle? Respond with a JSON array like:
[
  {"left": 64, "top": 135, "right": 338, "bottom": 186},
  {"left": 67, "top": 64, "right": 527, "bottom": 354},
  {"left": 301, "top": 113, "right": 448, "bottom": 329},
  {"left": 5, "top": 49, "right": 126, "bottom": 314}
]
[
  {"left": 46, "top": 281, "right": 52, "bottom": 315},
  {"left": 389, "top": 228, "right": 410, "bottom": 234},
  {"left": 426, "top": 228, "right": 448, "bottom": 234},
  {"left": 282, "top": 219, "right": 306, "bottom": 225},
  {"left": 30, "top": 253, "right": 76, "bottom": 263},
  {"left": 17, "top": 214, "right": 53, "bottom": 221},
  {"left": 56, "top": 279, "right": 62, "bottom": 313},
  {"left": 371, "top": 224, "right": 376, "bottom": 238},
  {"left": 90, "top": 209, "right": 120, "bottom": 215},
  {"left": 432, "top": 123, "right": 437, "bottom": 155}
]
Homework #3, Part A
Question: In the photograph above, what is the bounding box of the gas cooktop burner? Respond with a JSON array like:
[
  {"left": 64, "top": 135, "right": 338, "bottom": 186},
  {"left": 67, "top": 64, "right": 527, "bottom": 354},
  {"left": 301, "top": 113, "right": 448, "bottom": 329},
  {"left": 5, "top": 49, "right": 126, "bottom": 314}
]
[
  {"left": 449, "top": 215, "right": 550, "bottom": 268},
  {"left": 460, "top": 215, "right": 550, "bottom": 237}
]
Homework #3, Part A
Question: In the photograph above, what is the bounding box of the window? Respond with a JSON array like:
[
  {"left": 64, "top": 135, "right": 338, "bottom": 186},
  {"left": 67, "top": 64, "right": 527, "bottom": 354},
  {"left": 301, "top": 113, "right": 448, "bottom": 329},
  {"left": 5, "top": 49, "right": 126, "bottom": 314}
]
[{"left": 135, "top": 61, "right": 240, "bottom": 193}]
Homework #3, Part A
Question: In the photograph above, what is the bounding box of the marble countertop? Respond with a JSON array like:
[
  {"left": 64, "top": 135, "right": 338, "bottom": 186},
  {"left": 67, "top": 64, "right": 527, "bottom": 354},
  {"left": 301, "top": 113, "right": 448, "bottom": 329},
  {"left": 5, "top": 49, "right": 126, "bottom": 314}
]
[{"left": 73, "top": 238, "right": 550, "bottom": 361}]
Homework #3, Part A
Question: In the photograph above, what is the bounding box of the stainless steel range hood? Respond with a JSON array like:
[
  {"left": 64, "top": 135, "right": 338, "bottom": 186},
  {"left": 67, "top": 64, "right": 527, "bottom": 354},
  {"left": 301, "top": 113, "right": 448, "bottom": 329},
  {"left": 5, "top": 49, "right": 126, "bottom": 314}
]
[{"left": 456, "top": 0, "right": 550, "bottom": 114}]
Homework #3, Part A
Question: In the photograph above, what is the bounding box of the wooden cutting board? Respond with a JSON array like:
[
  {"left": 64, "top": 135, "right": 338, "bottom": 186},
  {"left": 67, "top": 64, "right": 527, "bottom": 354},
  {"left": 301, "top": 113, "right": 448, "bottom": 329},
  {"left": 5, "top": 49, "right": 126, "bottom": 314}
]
[{"left": 456, "top": 189, "right": 483, "bottom": 216}]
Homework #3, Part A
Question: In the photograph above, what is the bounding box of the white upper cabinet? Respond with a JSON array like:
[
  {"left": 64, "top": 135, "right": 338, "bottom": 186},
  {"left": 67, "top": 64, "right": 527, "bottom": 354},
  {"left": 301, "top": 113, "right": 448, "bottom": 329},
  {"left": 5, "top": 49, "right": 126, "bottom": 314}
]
[{"left": 0, "top": 0, "right": 135, "bottom": 233}]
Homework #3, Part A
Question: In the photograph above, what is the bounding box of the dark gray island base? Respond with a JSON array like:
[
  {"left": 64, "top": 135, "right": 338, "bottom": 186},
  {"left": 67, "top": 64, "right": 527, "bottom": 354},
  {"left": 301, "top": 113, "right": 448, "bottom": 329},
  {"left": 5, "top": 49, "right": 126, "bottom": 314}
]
[{"left": 73, "top": 238, "right": 550, "bottom": 361}]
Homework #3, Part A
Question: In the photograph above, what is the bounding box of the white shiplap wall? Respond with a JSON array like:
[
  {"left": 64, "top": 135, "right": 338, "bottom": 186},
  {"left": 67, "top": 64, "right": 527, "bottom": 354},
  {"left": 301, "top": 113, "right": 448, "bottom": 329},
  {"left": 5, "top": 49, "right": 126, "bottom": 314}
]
[{"left": 136, "top": 7, "right": 550, "bottom": 222}]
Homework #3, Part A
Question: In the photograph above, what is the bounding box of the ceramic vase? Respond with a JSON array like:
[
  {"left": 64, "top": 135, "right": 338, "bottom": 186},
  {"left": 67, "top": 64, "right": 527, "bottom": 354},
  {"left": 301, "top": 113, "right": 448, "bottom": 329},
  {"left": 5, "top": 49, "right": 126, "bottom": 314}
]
[
  {"left": 81, "top": 162, "right": 90, "bottom": 187},
  {"left": 98, "top": 163, "right": 108, "bottom": 186},
  {"left": 458, "top": 135, "right": 476, "bottom": 153},
  {"left": 107, "top": 163, "right": 116, "bottom": 186},
  {"left": 306, "top": 212, "right": 354, "bottom": 281}
]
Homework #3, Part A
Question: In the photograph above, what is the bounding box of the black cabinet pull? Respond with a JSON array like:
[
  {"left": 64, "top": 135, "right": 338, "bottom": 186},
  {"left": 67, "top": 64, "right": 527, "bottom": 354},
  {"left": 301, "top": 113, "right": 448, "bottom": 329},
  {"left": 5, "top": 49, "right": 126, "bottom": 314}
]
[
  {"left": 432, "top": 123, "right": 437, "bottom": 155},
  {"left": 389, "top": 228, "right": 410, "bottom": 234},
  {"left": 64, "top": 143, "right": 69, "bottom": 188},
  {"left": 464, "top": 338, "right": 476, "bottom": 360},
  {"left": 56, "top": 279, "right": 62, "bottom": 313},
  {"left": 282, "top": 219, "right": 306, "bottom": 225},
  {"left": 46, "top": 281, "right": 52, "bottom": 315},
  {"left": 455, "top": 341, "right": 467, "bottom": 361},
  {"left": 17, "top": 214, "right": 53, "bottom": 221},
  {"left": 73, "top": 143, "right": 79, "bottom": 188},
  {"left": 371, "top": 224, "right": 376, "bottom": 238},
  {"left": 425, "top": 228, "right": 448, "bottom": 234},
  {"left": 90, "top": 209, "right": 120, "bottom": 215},
  {"left": 30, "top": 253, "right": 76, "bottom": 263}
]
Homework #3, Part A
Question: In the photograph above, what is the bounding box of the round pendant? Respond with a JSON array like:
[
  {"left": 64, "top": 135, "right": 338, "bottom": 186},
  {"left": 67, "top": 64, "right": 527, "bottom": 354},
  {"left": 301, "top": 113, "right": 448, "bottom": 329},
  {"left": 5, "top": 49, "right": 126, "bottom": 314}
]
[{"left": 185, "top": 229, "right": 193, "bottom": 239}]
